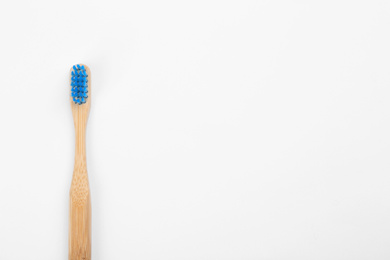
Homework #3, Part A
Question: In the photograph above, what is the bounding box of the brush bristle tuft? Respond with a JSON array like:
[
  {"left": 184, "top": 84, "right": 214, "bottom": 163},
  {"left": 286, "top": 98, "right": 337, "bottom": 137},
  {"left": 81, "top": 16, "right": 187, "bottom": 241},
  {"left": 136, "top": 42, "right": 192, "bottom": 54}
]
[{"left": 71, "top": 64, "right": 88, "bottom": 105}]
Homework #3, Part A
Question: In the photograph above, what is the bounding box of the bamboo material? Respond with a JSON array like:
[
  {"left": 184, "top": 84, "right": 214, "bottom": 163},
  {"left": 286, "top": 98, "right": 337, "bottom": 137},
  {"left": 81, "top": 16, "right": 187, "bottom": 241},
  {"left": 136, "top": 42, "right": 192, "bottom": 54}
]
[{"left": 69, "top": 65, "right": 91, "bottom": 260}]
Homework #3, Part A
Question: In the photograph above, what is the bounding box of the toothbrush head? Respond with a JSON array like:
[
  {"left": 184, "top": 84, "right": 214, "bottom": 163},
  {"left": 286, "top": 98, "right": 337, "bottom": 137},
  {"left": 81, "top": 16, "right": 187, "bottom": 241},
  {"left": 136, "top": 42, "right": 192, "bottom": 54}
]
[{"left": 71, "top": 64, "right": 89, "bottom": 105}]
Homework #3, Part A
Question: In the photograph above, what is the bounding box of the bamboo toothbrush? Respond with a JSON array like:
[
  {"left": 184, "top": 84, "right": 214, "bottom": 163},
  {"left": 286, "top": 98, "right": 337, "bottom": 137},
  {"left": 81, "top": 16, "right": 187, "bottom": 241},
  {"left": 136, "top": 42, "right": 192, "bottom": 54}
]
[{"left": 69, "top": 64, "right": 91, "bottom": 260}]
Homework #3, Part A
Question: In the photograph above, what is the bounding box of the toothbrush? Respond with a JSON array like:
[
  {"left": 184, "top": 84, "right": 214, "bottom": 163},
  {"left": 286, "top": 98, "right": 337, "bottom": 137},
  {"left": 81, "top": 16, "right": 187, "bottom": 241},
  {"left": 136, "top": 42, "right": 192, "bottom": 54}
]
[{"left": 69, "top": 64, "right": 91, "bottom": 260}]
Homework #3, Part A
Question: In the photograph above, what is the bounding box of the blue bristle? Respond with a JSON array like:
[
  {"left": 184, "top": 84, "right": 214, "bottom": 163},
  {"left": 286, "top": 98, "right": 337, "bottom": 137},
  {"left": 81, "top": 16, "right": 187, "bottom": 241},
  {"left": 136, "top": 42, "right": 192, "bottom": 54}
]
[{"left": 71, "top": 64, "right": 88, "bottom": 105}]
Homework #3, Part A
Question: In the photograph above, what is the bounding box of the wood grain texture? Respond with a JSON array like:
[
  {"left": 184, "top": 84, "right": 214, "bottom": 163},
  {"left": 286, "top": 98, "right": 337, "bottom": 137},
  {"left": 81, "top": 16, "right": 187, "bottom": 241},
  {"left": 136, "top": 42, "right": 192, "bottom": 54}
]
[{"left": 69, "top": 64, "right": 91, "bottom": 260}]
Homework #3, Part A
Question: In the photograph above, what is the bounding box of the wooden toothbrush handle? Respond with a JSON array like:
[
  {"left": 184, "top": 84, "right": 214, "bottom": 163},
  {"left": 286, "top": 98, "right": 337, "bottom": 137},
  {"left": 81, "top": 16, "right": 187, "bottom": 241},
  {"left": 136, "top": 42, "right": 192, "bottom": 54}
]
[{"left": 69, "top": 160, "right": 91, "bottom": 260}]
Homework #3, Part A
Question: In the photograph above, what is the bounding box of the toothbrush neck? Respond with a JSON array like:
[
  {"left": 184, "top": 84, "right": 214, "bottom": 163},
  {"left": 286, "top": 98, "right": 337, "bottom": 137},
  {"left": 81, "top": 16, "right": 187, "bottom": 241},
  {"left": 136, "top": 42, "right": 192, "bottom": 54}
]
[{"left": 74, "top": 120, "right": 87, "bottom": 161}]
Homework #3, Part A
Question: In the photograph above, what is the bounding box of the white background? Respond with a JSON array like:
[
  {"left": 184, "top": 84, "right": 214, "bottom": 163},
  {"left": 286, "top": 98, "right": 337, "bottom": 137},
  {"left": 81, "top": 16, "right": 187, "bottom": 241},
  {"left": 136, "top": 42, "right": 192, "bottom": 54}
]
[{"left": 0, "top": 0, "right": 389, "bottom": 259}]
